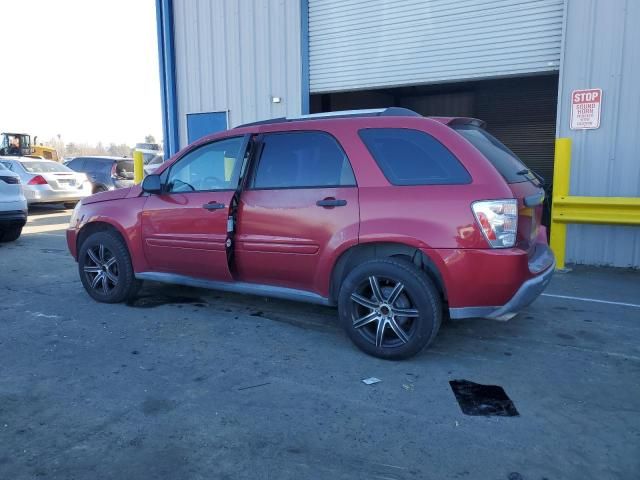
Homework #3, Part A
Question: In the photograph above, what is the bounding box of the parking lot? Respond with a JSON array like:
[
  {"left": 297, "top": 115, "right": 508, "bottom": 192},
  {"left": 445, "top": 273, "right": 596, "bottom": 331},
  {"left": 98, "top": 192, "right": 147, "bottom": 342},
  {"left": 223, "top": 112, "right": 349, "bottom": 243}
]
[{"left": 0, "top": 206, "right": 639, "bottom": 480}]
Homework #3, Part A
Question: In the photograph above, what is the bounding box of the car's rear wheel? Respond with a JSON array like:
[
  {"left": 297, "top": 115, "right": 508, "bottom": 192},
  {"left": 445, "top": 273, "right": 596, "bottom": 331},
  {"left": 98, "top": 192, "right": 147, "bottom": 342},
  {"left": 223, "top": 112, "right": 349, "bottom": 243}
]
[
  {"left": 338, "top": 257, "right": 442, "bottom": 359},
  {"left": 78, "top": 230, "right": 140, "bottom": 303},
  {"left": 0, "top": 225, "right": 23, "bottom": 243}
]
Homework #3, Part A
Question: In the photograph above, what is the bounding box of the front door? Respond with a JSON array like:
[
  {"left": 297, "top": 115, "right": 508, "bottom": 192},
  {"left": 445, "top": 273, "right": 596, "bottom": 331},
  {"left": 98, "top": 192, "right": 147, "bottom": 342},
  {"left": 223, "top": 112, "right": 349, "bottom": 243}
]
[
  {"left": 235, "top": 131, "right": 360, "bottom": 295},
  {"left": 141, "top": 136, "right": 248, "bottom": 281}
]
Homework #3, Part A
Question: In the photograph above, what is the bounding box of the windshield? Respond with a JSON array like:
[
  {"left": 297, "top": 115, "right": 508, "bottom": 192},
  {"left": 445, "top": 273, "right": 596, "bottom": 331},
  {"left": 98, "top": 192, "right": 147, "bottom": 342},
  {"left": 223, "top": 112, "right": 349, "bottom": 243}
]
[
  {"left": 20, "top": 161, "right": 72, "bottom": 173},
  {"left": 453, "top": 124, "right": 536, "bottom": 184},
  {"left": 142, "top": 153, "right": 157, "bottom": 164},
  {"left": 1, "top": 133, "right": 32, "bottom": 156}
]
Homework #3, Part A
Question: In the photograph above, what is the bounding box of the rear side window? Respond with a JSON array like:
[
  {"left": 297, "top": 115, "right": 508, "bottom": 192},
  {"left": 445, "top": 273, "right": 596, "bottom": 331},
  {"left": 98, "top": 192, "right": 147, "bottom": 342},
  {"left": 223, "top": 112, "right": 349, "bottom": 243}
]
[
  {"left": 66, "top": 158, "right": 85, "bottom": 171},
  {"left": 252, "top": 131, "right": 356, "bottom": 189},
  {"left": 19, "top": 161, "right": 70, "bottom": 173},
  {"left": 116, "top": 161, "right": 134, "bottom": 180},
  {"left": 358, "top": 128, "right": 471, "bottom": 185},
  {"left": 452, "top": 125, "right": 529, "bottom": 184}
]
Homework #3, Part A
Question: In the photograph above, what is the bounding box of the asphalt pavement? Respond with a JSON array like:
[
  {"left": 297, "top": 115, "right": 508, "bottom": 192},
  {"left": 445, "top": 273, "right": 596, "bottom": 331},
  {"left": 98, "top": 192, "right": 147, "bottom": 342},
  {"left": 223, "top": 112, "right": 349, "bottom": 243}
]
[{"left": 1, "top": 205, "right": 639, "bottom": 480}]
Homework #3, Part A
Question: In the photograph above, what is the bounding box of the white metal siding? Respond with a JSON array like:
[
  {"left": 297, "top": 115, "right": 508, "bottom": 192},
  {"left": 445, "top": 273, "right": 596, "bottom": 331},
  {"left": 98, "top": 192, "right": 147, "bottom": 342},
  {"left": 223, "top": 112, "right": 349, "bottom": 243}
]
[
  {"left": 309, "top": 0, "right": 564, "bottom": 93},
  {"left": 557, "top": 0, "right": 640, "bottom": 267},
  {"left": 172, "top": 0, "right": 302, "bottom": 148}
]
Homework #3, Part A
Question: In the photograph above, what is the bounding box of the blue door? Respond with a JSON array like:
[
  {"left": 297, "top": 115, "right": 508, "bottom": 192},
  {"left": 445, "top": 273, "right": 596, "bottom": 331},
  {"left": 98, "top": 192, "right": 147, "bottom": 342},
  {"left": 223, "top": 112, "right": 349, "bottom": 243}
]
[{"left": 186, "top": 112, "right": 228, "bottom": 143}]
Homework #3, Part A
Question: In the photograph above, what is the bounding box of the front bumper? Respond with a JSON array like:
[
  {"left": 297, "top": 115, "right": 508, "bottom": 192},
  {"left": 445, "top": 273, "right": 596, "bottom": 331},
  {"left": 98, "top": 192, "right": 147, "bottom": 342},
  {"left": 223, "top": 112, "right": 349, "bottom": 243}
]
[
  {"left": 448, "top": 244, "right": 555, "bottom": 321},
  {"left": 66, "top": 227, "right": 78, "bottom": 259}
]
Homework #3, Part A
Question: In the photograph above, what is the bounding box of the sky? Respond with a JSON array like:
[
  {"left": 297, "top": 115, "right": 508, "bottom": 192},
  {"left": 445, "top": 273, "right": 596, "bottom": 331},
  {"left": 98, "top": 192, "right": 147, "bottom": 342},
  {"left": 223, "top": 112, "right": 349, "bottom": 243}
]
[{"left": 0, "top": 0, "right": 163, "bottom": 146}]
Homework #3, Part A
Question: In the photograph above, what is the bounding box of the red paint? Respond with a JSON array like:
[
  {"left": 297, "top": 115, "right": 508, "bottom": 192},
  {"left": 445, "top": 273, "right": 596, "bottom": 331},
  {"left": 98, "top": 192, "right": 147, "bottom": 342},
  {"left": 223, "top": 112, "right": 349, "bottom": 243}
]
[
  {"left": 141, "top": 191, "right": 235, "bottom": 280},
  {"left": 67, "top": 114, "right": 553, "bottom": 311},
  {"left": 235, "top": 187, "right": 359, "bottom": 294}
]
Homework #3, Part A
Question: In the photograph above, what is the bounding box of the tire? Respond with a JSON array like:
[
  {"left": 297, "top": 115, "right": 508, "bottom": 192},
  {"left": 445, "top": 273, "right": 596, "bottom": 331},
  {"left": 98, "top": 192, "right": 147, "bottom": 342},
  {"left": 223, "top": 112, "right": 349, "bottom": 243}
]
[
  {"left": 0, "top": 225, "right": 23, "bottom": 243},
  {"left": 338, "top": 257, "right": 442, "bottom": 360},
  {"left": 78, "top": 230, "right": 140, "bottom": 303}
]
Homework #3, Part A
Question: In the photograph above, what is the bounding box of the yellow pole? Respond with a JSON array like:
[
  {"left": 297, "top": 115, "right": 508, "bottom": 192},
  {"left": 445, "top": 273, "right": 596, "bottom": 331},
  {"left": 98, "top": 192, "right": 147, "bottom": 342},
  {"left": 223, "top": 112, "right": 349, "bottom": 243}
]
[
  {"left": 133, "top": 150, "right": 144, "bottom": 184},
  {"left": 550, "top": 138, "right": 571, "bottom": 270}
]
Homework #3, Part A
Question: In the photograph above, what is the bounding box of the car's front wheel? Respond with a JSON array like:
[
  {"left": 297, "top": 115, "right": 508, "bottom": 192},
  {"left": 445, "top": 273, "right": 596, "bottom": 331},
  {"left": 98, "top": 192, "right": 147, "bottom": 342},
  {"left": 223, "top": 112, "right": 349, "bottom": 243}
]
[
  {"left": 78, "top": 230, "right": 140, "bottom": 303},
  {"left": 338, "top": 257, "right": 442, "bottom": 359}
]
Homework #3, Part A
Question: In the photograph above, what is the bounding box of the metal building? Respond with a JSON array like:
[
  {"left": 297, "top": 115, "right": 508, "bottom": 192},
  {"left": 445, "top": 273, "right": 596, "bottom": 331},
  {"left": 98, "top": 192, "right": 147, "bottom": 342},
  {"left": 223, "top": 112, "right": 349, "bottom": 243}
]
[{"left": 155, "top": 0, "right": 640, "bottom": 267}]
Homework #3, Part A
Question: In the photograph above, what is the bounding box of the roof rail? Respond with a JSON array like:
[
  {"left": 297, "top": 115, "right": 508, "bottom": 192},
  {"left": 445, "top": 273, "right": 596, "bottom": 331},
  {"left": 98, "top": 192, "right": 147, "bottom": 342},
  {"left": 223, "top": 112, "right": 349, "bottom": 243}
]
[{"left": 235, "top": 107, "right": 421, "bottom": 128}]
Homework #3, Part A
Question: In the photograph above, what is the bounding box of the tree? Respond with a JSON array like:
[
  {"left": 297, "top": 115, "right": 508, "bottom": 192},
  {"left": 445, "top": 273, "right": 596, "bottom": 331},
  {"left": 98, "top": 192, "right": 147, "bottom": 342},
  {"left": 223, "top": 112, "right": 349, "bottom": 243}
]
[{"left": 144, "top": 134, "right": 156, "bottom": 144}]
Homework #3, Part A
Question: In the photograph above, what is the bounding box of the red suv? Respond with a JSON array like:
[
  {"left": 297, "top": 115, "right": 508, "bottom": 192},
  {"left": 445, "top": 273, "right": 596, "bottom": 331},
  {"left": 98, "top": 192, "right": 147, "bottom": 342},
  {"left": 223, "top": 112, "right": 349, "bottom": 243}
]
[{"left": 67, "top": 108, "right": 554, "bottom": 359}]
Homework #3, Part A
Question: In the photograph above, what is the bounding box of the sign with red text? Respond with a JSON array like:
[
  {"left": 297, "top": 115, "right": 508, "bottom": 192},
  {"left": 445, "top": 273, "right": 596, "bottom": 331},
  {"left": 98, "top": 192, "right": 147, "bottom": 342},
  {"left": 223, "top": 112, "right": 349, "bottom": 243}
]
[{"left": 570, "top": 89, "right": 602, "bottom": 130}]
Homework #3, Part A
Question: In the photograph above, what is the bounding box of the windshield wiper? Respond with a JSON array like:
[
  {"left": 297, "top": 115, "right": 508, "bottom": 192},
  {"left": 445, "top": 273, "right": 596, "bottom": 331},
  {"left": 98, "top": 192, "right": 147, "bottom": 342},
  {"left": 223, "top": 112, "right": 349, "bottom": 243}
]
[{"left": 517, "top": 169, "right": 545, "bottom": 187}]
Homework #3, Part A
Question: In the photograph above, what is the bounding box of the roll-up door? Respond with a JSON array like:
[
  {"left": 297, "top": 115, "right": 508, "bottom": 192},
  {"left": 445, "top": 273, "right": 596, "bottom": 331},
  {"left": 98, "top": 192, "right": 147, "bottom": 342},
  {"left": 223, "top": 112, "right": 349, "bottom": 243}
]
[
  {"left": 477, "top": 76, "right": 558, "bottom": 185},
  {"left": 309, "top": 0, "right": 565, "bottom": 93}
]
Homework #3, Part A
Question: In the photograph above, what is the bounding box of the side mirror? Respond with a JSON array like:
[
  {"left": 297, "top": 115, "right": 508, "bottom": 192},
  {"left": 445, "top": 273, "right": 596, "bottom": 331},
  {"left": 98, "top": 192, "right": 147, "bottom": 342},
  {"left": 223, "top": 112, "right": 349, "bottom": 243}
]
[{"left": 141, "top": 174, "right": 163, "bottom": 194}]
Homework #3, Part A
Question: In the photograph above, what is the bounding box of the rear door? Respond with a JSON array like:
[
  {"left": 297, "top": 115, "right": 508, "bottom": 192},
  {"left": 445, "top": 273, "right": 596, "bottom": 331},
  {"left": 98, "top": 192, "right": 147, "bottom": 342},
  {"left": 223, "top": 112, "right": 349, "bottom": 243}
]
[
  {"left": 452, "top": 123, "right": 545, "bottom": 254},
  {"left": 235, "top": 131, "right": 359, "bottom": 294},
  {"left": 141, "top": 136, "right": 248, "bottom": 280}
]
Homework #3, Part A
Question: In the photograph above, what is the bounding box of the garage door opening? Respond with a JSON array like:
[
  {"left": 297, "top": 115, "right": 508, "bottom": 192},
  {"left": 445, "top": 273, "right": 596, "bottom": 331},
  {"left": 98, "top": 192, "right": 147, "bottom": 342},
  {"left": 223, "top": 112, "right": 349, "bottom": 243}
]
[{"left": 310, "top": 74, "right": 559, "bottom": 188}]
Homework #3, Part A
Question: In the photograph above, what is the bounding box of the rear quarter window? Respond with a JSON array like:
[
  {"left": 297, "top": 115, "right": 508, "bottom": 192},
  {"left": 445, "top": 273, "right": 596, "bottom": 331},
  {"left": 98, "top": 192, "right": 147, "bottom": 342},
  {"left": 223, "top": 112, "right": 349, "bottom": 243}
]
[{"left": 358, "top": 128, "right": 471, "bottom": 186}]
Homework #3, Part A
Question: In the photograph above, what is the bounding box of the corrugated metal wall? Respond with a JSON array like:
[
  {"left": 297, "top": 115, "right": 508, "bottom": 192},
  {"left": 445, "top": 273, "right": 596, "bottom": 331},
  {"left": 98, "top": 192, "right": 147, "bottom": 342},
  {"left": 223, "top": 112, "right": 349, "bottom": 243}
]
[
  {"left": 309, "top": 0, "right": 564, "bottom": 93},
  {"left": 557, "top": 0, "right": 640, "bottom": 267},
  {"left": 172, "top": 0, "right": 302, "bottom": 148}
]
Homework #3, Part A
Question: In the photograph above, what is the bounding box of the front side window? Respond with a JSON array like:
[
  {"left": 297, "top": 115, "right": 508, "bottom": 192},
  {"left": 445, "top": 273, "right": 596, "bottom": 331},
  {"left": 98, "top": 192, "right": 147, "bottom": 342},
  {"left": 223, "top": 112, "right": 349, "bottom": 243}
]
[
  {"left": 359, "top": 128, "right": 471, "bottom": 186},
  {"left": 167, "top": 137, "right": 245, "bottom": 193},
  {"left": 252, "top": 132, "right": 356, "bottom": 189}
]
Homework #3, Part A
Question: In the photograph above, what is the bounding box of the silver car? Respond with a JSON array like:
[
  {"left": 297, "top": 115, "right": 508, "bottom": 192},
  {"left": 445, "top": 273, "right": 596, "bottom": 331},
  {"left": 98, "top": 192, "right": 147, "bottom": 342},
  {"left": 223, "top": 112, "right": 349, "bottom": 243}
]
[{"left": 0, "top": 157, "right": 92, "bottom": 207}]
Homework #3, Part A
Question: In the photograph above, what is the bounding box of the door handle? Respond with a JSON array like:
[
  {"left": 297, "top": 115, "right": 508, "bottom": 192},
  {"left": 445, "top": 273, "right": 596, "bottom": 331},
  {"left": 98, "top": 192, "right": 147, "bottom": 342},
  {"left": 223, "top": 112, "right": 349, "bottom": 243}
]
[
  {"left": 202, "top": 201, "right": 226, "bottom": 211},
  {"left": 316, "top": 198, "right": 347, "bottom": 208}
]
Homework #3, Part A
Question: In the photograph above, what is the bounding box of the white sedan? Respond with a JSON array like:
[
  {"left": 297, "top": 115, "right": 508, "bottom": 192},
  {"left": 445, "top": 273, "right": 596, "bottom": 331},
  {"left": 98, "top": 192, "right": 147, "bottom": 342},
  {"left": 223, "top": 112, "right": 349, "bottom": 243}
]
[{"left": 0, "top": 157, "right": 92, "bottom": 207}]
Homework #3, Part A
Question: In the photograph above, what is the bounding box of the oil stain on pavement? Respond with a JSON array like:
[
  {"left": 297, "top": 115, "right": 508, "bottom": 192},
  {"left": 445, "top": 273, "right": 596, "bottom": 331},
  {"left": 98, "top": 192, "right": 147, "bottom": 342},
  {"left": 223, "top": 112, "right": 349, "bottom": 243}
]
[
  {"left": 126, "top": 295, "right": 208, "bottom": 308},
  {"left": 449, "top": 379, "right": 519, "bottom": 417}
]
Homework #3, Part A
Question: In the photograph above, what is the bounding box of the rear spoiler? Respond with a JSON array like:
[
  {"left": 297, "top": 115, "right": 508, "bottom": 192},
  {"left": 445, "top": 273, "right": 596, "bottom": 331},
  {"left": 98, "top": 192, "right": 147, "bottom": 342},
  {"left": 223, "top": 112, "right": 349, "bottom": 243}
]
[{"left": 430, "top": 117, "right": 487, "bottom": 129}]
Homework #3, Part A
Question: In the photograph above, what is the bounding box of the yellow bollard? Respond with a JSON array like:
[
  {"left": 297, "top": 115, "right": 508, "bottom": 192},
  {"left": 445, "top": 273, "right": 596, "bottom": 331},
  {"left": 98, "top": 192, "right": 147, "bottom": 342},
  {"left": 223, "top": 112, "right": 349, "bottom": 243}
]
[
  {"left": 133, "top": 150, "right": 144, "bottom": 184},
  {"left": 549, "top": 138, "right": 571, "bottom": 270}
]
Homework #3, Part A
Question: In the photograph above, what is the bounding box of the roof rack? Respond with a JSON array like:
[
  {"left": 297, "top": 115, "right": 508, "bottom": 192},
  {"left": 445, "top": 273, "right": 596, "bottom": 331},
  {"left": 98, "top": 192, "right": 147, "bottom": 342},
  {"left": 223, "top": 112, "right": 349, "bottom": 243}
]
[{"left": 235, "top": 107, "right": 421, "bottom": 128}]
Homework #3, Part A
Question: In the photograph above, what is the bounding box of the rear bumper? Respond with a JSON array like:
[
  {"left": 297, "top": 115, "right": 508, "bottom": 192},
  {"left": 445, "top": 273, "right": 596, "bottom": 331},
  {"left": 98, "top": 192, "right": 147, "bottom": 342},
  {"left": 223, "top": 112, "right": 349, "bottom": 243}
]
[
  {"left": 0, "top": 209, "right": 28, "bottom": 227},
  {"left": 426, "top": 243, "right": 555, "bottom": 321},
  {"left": 25, "top": 184, "right": 92, "bottom": 204},
  {"left": 449, "top": 258, "right": 555, "bottom": 320}
]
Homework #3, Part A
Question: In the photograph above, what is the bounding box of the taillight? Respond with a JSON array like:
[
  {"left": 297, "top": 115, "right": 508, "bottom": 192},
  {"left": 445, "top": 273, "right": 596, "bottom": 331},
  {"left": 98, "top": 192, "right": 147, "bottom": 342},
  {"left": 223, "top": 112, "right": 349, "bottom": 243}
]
[
  {"left": 472, "top": 199, "right": 518, "bottom": 248},
  {"left": 28, "top": 175, "right": 48, "bottom": 185},
  {"left": 0, "top": 175, "right": 20, "bottom": 184}
]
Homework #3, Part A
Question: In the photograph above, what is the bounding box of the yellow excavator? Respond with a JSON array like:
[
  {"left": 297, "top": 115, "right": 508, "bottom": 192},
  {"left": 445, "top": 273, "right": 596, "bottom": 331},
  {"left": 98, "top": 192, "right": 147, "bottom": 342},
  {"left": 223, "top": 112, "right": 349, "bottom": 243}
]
[
  {"left": 0, "top": 132, "right": 59, "bottom": 161},
  {"left": 32, "top": 136, "right": 59, "bottom": 161}
]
